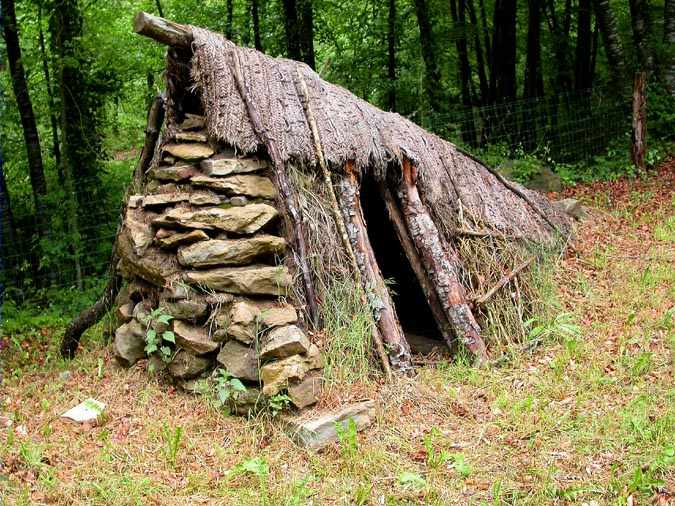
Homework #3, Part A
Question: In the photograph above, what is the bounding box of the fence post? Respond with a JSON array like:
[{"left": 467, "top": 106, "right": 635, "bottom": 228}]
[{"left": 631, "top": 72, "right": 647, "bottom": 173}]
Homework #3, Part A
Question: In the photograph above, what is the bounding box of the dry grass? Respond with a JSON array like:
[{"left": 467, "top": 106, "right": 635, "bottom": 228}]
[{"left": 1, "top": 166, "right": 673, "bottom": 505}]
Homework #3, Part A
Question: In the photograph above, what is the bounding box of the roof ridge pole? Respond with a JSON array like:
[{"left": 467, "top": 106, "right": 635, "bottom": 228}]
[
  {"left": 227, "top": 49, "right": 321, "bottom": 328},
  {"left": 295, "top": 68, "right": 399, "bottom": 380},
  {"left": 133, "top": 11, "right": 193, "bottom": 48},
  {"left": 398, "top": 157, "right": 489, "bottom": 364}
]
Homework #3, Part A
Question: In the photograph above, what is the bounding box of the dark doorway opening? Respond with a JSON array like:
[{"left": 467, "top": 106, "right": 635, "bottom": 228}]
[{"left": 359, "top": 177, "right": 444, "bottom": 351}]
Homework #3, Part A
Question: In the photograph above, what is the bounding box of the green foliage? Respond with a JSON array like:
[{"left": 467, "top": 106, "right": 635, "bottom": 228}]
[
  {"left": 525, "top": 312, "right": 581, "bottom": 344},
  {"left": 423, "top": 428, "right": 451, "bottom": 470},
  {"left": 142, "top": 308, "right": 175, "bottom": 364},
  {"left": 213, "top": 368, "right": 247, "bottom": 411},
  {"left": 397, "top": 471, "right": 426, "bottom": 490},
  {"left": 334, "top": 418, "right": 359, "bottom": 459},
  {"left": 160, "top": 423, "right": 183, "bottom": 469},
  {"left": 267, "top": 392, "right": 291, "bottom": 417}
]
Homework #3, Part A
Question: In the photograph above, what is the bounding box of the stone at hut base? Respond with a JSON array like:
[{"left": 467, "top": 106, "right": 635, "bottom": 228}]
[
  {"left": 113, "top": 320, "right": 146, "bottom": 367},
  {"left": 200, "top": 157, "right": 268, "bottom": 177},
  {"left": 220, "top": 299, "right": 297, "bottom": 344},
  {"left": 150, "top": 164, "right": 199, "bottom": 182},
  {"left": 175, "top": 130, "right": 208, "bottom": 143},
  {"left": 260, "top": 325, "right": 311, "bottom": 360},
  {"left": 184, "top": 265, "right": 291, "bottom": 296},
  {"left": 148, "top": 354, "right": 168, "bottom": 375},
  {"left": 116, "top": 302, "right": 134, "bottom": 324},
  {"left": 191, "top": 175, "right": 277, "bottom": 199},
  {"left": 163, "top": 143, "right": 214, "bottom": 161},
  {"left": 168, "top": 350, "right": 213, "bottom": 380},
  {"left": 177, "top": 236, "right": 286, "bottom": 268},
  {"left": 128, "top": 195, "right": 144, "bottom": 208},
  {"left": 124, "top": 215, "right": 153, "bottom": 257},
  {"left": 179, "top": 377, "right": 211, "bottom": 394},
  {"left": 231, "top": 387, "right": 264, "bottom": 415},
  {"left": 230, "top": 196, "right": 248, "bottom": 207},
  {"left": 173, "top": 320, "right": 218, "bottom": 355},
  {"left": 161, "top": 283, "right": 192, "bottom": 301},
  {"left": 155, "top": 229, "right": 209, "bottom": 250},
  {"left": 179, "top": 113, "right": 205, "bottom": 131},
  {"left": 281, "top": 401, "right": 375, "bottom": 450},
  {"left": 161, "top": 299, "right": 209, "bottom": 321},
  {"left": 306, "top": 343, "right": 323, "bottom": 370},
  {"left": 260, "top": 355, "right": 311, "bottom": 396},
  {"left": 153, "top": 204, "right": 279, "bottom": 234},
  {"left": 216, "top": 341, "right": 259, "bottom": 382},
  {"left": 287, "top": 371, "right": 322, "bottom": 409}
]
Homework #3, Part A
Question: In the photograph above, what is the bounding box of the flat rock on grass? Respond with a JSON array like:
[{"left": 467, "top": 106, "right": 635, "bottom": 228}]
[
  {"left": 177, "top": 236, "right": 286, "bottom": 268},
  {"left": 173, "top": 320, "right": 218, "bottom": 355},
  {"left": 185, "top": 265, "right": 292, "bottom": 296},
  {"left": 282, "top": 400, "right": 375, "bottom": 450}
]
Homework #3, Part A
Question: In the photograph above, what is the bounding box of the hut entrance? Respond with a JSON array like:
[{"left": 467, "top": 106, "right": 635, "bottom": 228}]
[{"left": 359, "top": 178, "right": 444, "bottom": 351}]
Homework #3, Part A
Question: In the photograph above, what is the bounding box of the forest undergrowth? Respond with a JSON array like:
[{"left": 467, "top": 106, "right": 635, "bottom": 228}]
[{"left": 0, "top": 161, "right": 673, "bottom": 505}]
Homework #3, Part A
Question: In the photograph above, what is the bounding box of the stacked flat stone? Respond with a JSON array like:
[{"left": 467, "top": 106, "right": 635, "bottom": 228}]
[{"left": 112, "top": 113, "right": 323, "bottom": 412}]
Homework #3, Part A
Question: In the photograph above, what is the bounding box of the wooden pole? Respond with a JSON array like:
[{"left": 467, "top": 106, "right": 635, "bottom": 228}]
[
  {"left": 631, "top": 71, "right": 647, "bottom": 173},
  {"left": 398, "top": 158, "right": 488, "bottom": 363},
  {"left": 133, "top": 11, "right": 192, "bottom": 48},
  {"left": 472, "top": 256, "right": 534, "bottom": 306},
  {"left": 295, "top": 70, "right": 395, "bottom": 379}
]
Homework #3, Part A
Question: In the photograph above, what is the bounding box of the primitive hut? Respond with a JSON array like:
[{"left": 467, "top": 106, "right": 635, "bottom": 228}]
[{"left": 108, "top": 13, "right": 571, "bottom": 412}]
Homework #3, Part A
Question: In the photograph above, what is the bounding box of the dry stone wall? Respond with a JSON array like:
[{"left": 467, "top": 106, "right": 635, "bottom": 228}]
[{"left": 112, "top": 113, "right": 323, "bottom": 413}]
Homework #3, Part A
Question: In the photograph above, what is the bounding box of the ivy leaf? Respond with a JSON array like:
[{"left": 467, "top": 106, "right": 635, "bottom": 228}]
[
  {"left": 230, "top": 378, "right": 246, "bottom": 392},
  {"left": 162, "top": 331, "right": 176, "bottom": 343},
  {"left": 218, "top": 389, "right": 231, "bottom": 404},
  {"left": 146, "top": 329, "right": 157, "bottom": 342},
  {"left": 145, "top": 343, "right": 158, "bottom": 355},
  {"left": 157, "top": 314, "right": 173, "bottom": 324}
]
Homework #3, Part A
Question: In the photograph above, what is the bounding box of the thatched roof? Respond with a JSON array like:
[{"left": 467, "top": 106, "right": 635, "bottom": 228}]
[{"left": 186, "top": 27, "right": 570, "bottom": 241}]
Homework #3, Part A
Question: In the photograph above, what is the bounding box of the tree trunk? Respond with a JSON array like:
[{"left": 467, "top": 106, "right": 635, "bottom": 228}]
[
  {"left": 251, "top": 0, "right": 263, "bottom": 51},
  {"left": 467, "top": 0, "right": 490, "bottom": 104},
  {"left": 0, "top": 144, "right": 19, "bottom": 288},
  {"left": 387, "top": 0, "right": 397, "bottom": 111},
  {"left": 1, "top": 0, "right": 49, "bottom": 243},
  {"left": 490, "top": 0, "right": 517, "bottom": 102},
  {"left": 478, "top": 0, "right": 492, "bottom": 90},
  {"left": 594, "top": 0, "right": 627, "bottom": 86},
  {"left": 545, "top": 0, "right": 574, "bottom": 93},
  {"left": 524, "top": 0, "right": 544, "bottom": 99},
  {"left": 630, "top": 0, "right": 655, "bottom": 74},
  {"left": 155, "top": 0, "right": 164, "bottom": 17},
  {"left": 398, "top": 158, "right": 488, "bottom": 362},
  {"left": 226, "top": 0, "right": 234, "bottom": 39},
  {"left": 38, "top": 3, "right": 62, "bottom": 178},
  {"left": 450, "top": 0, "right": 478, "bottom": 146},
  {"left": 413, "top": 0, "right": 444, "bottom": 115},
  {"left": 631, "top": 72, "right": 647, "bottom": 172},
  {"left": 335, "top": 169, "right": 413, "bottom": 373},
  {"left": 575, "top": 0, "right": 594, "bottom": 91},
  {"left": 665, "top": 0, "right": 675, "bottom": 94},
  {"left": 282, "top": 0, "right": 302, "bottom": 61},
  {"left": 298, "top": 0, "right": 315, "bottom": 69}
]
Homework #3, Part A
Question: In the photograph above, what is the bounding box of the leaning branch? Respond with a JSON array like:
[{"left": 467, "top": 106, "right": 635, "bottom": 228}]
[
  {"left": 472, "top": 256, "right": 534, "bottom": 306},
  {"left": 133, "top": 11, "right": 193, "bottom": 48}
]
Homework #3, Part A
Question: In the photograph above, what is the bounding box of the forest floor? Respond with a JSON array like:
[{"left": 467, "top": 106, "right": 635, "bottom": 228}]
[{"left": 0, "top": 163, "right": 673, "bottom": 505}]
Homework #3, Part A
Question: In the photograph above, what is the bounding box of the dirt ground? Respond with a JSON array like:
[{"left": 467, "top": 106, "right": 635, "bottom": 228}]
[{"left": 1, "top": 163, "right": 673, "bottom": 505}]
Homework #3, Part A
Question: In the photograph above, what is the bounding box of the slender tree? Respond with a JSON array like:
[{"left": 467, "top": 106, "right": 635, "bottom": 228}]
[
  {"left": 630, "top": 0, "right": 655, "bottom": 74},
  {"left": 412, "top": 0, "right": 444, "bottom": 114},
  {"left": 37, "top": 3, "right": 61, "bottom": 177},
  {"left": 544, "top": 0, "right": 574, "bottom": 93},
  {"left": 594, "top": 0, "right": 628, "bottom": 85},
  {"left": 251, "top": 0, "right": 263, "bottom": 51},
  {"left": 490, "top": 0, "right": 517, "bottom": 102},
  {"left": 665, "top": 0, "right": 675, "bottom": 94},
  {"left": 450, "top": 0, "right": 477, "bottom": 145},
  {"left": 226, "top": 0, "right": 234, "bottom": 39},
  {"left": 466, "top": 0, "right": 489, "bottom": 104},
  {"left": 282, "top": 0, "right": 302, "bottom": 60},
  {"left": 387, "top": 0, "right": 397, "bottom": 111},
  {"left": 524, "top": 0, "right": 544, "bottom": 98},
  {"left": 1, "top": 0, "right": 49, "bottom": 242},
  {"left": 298, "top": 0, "right": 315, "bottom": 69},
  {"left": 575, "top": 0, "right": 594, "bottom": 90}
]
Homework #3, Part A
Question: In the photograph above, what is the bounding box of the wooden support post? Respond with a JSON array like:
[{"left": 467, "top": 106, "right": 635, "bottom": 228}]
[
  {"left": 631, "top": 71, "right": 647, "bottom": 173},
  {"left": 133, "top": 11, "right": 192, "bottom": 48},
  {"left": 398, "top": 158, "right": 488, "bottom": 363},
  {"left": 335, "top": 164, "right": 413, "bottom": 374},
  {"left": 378, "top": 183, "right": 454, "bottom": 347}
]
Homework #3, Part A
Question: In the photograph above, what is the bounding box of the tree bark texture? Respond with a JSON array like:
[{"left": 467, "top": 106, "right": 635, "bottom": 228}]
[
  {"left": 387, "top": 0, "right": 397, "bottom": 111},
  {"left": 251, "top": 0, "right": 263, "bottom": 51},
  {"left": 398, "top": 159, "right": 488, "bottom": 362},
  {"left": 413, "top": 0, "right": 444, "bottom": 114},
  {"left": 594, "top": 0, "right": 627, "bottom": 86},
  {"left": 335, "top": 169, "right": 413, "bottom": 373},
  {"left": 631, "top": 72, "right": 647, "bottom": 172},
  {"left": 466, "top": 0, "right": 490, "bottom": 104},
  {"left": 450, "top": 0, "right": 477, "bottom": 146},
  {"left": 282, "top": 0, "right": 302, "bottom": 61},
  {"left": 298, "top": 0, "right": 316, "bottom": 69},
  {"left": 134, "top": 11, "right": 193, "bottom": 47},
  {"left": 524, "top": 0, "right": 544, "bottom": 99},
  {"left": 665, "top": 0, "right": 675, "bottom": 94},
  {"left": 38, "top": 3, "right": 62, "bottom": 176},
  {"left": 575, "top": 0, "right": 594, "bottom": 91},
  {"left": 1, "top": 0, "right": 49, "bottom": 241}
]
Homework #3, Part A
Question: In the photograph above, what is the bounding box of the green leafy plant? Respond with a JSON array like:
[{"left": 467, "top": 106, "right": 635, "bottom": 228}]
[
  {"left": 450, "top": 453, "right": 472, "bottom": 478},
  {"left": 228, "top": 456, "right": 270, "bottom": 503},
  {"left": 423, "top": 428, "right": 451, "bottom": 469},
  {"left": 334, "top": 418, "right": 359, "bottom": 459},
  {"left": 267, "top": 392, "right": 291, "bottom": 417},
  {"left": 398, "top": 471, "right": 426, "bottom": 490},
  {"left": 160, "top": 423, "right": 183, "bottom": 469},
  {"left": 142, "top": 308, "right": 175, "bottom": 363},
  {"left": 525, "top": 312, "right": 580, "bottom": 344},
  {"left": 213, "top": 368, "right": 247, "bottom": 409}
]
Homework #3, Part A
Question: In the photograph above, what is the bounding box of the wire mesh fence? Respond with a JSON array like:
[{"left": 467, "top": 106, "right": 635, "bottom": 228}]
[{"left": 0, "top": 87, "right": 632, "bottom": 306}]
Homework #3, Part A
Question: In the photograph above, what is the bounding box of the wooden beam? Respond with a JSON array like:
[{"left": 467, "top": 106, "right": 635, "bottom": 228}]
[
  {"left": 335, "top": 164, "right": 413, "bottom": 374},
  {"left": 398, "top": 158, "right": 488, "bottom": 363},
  {"left": 378, "top": 183, "right": 454, "bottom": 347},
  {"left": 133, "top": 11, "right": 193, "bottom": 48}
]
